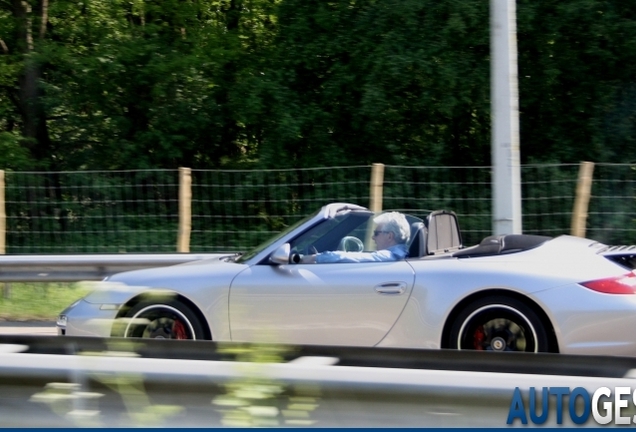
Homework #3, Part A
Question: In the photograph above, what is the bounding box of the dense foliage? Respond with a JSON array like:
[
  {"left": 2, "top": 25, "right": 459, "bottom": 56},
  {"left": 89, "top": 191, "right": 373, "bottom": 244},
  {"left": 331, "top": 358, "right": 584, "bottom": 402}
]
[
  {"left": 1, "top": 0, "right": 636, "bottom": 253},
  {"left": 1, "top": 0, "right": 635, "bottom": 171}
]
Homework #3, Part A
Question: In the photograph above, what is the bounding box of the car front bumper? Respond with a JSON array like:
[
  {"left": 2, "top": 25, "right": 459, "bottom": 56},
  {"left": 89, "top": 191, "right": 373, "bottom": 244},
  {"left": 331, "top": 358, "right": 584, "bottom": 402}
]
[{"left": 57, "top": 298, "right": 120, "bottom": 337}]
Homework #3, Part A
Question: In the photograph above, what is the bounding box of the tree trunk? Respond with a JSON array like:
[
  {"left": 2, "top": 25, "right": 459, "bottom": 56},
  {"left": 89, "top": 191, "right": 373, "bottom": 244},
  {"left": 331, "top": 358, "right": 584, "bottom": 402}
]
[{"left": 14, "top": 0, "right": 52, "bottom": 163}]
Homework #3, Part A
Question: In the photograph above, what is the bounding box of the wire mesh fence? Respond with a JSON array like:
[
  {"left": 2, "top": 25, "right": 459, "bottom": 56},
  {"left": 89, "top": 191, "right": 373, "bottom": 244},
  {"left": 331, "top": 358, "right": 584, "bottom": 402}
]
[
  {"left": 586, "top": 164, "right": 636, "bottom": 245},
  {"left": 4, "top": 170, "right": 179, "bottom": 253},
  {"left": 1, "top": 163, "right": 635, "bottom": 254},
  {"left": 383, "top": 166, "right": 493, "bottom": 244},
  {"left": 190, "top": 166, "right": 370, "bottom": 253},
  {"left": 521, "top": 164, "right": 581, "bottom": 238}
]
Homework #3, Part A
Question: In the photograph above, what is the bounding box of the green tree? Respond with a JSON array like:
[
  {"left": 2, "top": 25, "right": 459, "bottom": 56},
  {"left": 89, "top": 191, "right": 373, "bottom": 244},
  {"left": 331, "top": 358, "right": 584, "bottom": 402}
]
[
  {"left": 1, "top": 0, "right": 280, "bottom": 170},
  {"left": 257, "top": 0, "right": 491, "bottom": 168},
  {"left": 0, "top": 0, "right": 49, "bottom": 167},
  {"left": 2, "top": 0, "right": 636, "bottom": 170},
  {"left": 517, "top": 0, "right": 636, "bottom": 163}
]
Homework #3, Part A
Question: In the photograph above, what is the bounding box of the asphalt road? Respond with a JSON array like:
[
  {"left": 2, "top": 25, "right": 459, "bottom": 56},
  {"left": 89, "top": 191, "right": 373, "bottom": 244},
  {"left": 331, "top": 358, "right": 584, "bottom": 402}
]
[{"left": 0, "top": 321, "right": 57, "bottom": 336}]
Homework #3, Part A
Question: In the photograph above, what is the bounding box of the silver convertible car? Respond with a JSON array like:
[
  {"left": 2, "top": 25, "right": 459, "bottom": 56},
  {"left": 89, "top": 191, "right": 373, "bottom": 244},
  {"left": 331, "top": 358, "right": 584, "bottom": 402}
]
[{"left": 58, "top": 202, "right": 636, "bottom": 356}]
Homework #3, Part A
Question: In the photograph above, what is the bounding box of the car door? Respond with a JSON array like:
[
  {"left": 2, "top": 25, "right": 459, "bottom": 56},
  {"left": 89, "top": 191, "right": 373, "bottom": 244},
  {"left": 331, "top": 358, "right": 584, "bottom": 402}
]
[{"left": 228, "top": 260, "right": 415, "bottom": 346}]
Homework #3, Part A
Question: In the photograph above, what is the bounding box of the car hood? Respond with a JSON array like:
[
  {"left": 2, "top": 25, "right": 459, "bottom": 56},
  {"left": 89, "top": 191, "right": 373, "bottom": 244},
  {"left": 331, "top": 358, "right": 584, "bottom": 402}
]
[
  {"left": 107, "top": 254, "right": 242, "bottom": 285},
  {"left": 83, "top": 255, "right": 248, "bottom": 305}
]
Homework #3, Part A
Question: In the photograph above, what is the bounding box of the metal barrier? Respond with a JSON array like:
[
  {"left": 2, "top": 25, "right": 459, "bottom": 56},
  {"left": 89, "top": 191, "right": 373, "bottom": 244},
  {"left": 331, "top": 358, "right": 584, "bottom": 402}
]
[
  {"left": 0, "top": 253, "right": 222, "bottom": 282},
  {"left": 1, "top": 335, "right": 636, "bottom": 427}
]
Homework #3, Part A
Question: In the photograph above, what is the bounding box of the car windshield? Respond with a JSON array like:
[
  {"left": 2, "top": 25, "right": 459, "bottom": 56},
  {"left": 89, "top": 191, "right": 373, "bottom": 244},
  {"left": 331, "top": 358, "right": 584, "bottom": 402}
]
[
  {"left": 289, "top": 210, "right": 423, "bottom": 255},
  {"left": 290, "top": 211, "right": 373, "bottom": 253},
  {"left": 235, "top": 209, "right": 321, "bottom": 263}
]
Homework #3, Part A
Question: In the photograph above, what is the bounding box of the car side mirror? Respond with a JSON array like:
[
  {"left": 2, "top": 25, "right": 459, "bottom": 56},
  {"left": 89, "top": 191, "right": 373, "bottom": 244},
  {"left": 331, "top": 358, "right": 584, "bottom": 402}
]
[{"left": 269, "top": 243, "right": 291, "bottom": 265}]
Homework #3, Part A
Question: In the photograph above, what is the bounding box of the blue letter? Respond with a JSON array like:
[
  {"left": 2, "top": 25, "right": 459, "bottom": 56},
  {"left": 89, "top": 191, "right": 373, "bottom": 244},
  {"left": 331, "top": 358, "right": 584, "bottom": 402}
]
[
  {"left": 507, "top": 387, "right": 528, "bottom": 425},
  {"left": 529, "top": 387, "right": 549, "bottom": 424},
  {"left": 550, "top": 387, "right": 570, "bottom": 424},
  {"left": 569, "top": 387, "right": 591, "bottom": 425}
]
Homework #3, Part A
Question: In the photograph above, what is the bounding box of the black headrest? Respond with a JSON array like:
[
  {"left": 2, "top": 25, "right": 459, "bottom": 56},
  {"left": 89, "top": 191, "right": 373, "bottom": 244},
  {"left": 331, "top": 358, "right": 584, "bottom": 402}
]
[{"left": 408, "top": 222, "right": 426, "bottom": 258}]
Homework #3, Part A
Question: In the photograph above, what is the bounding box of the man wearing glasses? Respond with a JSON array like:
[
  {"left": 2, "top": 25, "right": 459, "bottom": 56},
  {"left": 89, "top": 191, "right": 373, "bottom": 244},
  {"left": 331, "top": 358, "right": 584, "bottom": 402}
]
[{"left": 300, "top": 212, "right": 411, "bottom": 263}]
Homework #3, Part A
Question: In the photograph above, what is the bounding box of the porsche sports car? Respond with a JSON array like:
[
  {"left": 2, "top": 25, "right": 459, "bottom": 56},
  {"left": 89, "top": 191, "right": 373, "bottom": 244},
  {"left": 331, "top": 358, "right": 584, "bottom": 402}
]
[{"left": 57, "top": 202, "right": 636, "bottom": 356}]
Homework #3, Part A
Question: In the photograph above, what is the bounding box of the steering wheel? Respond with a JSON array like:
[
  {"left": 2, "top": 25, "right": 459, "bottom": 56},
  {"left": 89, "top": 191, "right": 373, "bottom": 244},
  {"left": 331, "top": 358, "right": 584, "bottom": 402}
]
[
  {"left": 290, "top": 245, "right": 318, "bottom": 264},
  {"left": 337, "top": 236, "right": 364, "bottom": 252}
]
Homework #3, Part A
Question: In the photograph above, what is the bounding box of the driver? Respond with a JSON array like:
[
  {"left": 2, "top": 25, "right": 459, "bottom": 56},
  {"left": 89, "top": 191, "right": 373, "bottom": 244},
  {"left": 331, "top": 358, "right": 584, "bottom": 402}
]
[{"left": 300, "top": 212, "right": 410, "bottom": 263}]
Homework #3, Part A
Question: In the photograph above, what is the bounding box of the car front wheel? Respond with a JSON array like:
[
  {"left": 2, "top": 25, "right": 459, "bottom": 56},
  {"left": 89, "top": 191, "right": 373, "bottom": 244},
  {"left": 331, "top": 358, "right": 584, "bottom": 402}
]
[
  {"left": 448, "top": 296, "right": 550, "bottom": 353},
  {"left": 116, "top": 299, "right": 205, "bottom": 340}
]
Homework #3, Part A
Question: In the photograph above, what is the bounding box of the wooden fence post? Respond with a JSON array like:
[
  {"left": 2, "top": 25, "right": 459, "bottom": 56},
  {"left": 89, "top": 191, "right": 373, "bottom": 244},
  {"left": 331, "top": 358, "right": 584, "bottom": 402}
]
[
  {"left": 365, "top": 163, "right": 385, "bottom": 248},
  {"left": 0, "top": 169, "right": 5, "bottom": 255},
  {"left": 1, "top": 170, "right": 7, "bottom": 298},
  {"left": 570, "top": 161, "right": 595, "bottom": 238},
  {"left": 369, "top": 163, "right": 385, "bottom": 213},
  {"left": 177, "top": 167, "right": 192, "bottom": 252}
]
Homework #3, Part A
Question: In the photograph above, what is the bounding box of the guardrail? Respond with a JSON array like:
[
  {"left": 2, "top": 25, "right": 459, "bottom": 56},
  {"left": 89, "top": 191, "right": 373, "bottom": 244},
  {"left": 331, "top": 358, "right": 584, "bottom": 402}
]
[
  {"left": 1, "top": 335, "right": 636, "bottom": 427},
  {"left": 0, "top": 253, "right": 222, "bottom": 282}
]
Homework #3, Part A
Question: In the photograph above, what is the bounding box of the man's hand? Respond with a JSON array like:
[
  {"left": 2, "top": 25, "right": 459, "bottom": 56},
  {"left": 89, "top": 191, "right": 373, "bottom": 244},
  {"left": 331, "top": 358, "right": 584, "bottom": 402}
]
[{"left": 300, "top": 254, "right": 316, "bottom": 264}]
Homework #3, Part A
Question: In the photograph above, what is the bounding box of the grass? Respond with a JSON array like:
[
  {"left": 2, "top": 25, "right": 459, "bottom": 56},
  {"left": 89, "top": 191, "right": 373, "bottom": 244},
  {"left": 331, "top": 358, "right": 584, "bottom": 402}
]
[{"left": 0, "top": 282, "right": 91, "bottom": 321}]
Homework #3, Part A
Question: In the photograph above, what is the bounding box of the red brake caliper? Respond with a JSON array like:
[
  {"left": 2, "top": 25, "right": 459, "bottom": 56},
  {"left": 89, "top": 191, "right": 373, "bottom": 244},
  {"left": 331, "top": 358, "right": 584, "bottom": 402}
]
[
  {"left": 172, "top": 319, "right": 188, "bottom": 339},
  {"left": 473, "top": 325, "right": 485, "bottom": 350}
]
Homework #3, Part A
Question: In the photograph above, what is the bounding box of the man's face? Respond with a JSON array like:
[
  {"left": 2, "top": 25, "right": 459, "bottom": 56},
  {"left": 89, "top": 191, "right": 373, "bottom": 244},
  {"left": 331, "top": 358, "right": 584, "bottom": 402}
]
[{"left": 373, "top": 224, "right": 394, "bottom": 250}]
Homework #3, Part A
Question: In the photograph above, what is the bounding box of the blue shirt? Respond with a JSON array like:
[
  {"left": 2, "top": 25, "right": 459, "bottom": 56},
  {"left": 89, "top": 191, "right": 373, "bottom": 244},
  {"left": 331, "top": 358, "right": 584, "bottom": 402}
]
[{"left": 315, "top": 243, "right": 409, "bottom": 263}]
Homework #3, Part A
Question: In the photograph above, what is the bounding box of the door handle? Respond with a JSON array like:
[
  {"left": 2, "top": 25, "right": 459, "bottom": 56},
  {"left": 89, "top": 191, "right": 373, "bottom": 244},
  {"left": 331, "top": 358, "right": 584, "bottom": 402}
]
[{"left": 374, "top": 282, "right": 407, "bottom": 295}]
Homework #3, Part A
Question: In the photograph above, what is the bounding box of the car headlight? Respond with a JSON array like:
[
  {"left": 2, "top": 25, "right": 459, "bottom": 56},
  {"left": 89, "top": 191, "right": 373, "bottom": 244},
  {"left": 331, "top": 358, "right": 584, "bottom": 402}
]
[{"left": 56, "top": 314, "right": 67, "bottom": 328}]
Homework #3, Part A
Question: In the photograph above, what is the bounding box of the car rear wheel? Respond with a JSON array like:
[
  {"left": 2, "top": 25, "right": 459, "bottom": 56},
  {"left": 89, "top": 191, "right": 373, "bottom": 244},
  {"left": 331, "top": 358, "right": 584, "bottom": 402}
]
[
  {"left": 118, "top": 300, "right": 205, "bottom": 340},
  {"left": 448, "top": 296, "right": 549, "bottom": 352}
]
